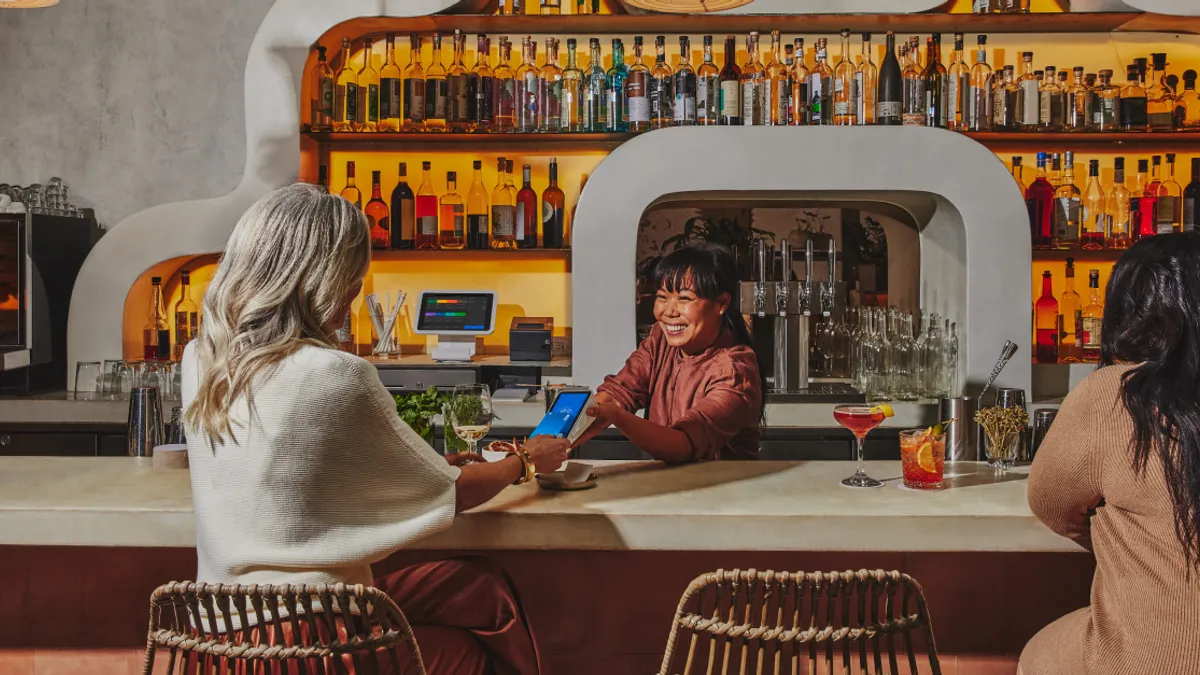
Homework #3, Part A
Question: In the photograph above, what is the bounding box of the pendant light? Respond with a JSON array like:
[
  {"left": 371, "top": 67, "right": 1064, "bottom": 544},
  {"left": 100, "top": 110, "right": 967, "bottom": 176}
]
[
  {"left": 620, "top": 0, "right": 754, "bottom": 11},
  {"left": 0, "top": 0, "right": 61, "bottom": 7}
]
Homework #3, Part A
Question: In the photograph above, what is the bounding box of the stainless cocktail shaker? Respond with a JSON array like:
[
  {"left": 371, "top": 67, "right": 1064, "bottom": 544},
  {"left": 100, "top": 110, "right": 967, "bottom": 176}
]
[{"left": 127, "top": 386, "right": 163, "bottom": 457}]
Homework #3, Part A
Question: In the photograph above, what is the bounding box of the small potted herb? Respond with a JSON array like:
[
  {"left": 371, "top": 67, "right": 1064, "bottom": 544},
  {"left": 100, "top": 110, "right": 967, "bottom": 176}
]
[{"left": 394, "top": 387, "right": 446, "bottom": 447}]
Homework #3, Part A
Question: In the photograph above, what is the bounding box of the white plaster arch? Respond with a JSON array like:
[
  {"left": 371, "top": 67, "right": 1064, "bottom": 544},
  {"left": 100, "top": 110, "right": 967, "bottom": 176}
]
[{"left": 570, "top": 126, "right": 1033, "bottom": 396}]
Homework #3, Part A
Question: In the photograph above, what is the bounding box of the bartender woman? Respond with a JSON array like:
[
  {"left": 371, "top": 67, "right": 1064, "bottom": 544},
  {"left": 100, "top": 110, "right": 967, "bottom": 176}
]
[{"left": 578, "top": 243, "right": 765, "bottom": 463}]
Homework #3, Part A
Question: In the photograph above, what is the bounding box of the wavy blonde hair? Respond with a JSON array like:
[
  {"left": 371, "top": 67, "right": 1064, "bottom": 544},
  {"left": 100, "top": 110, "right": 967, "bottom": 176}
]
[{"left": 186, "top": 183, "right": 370, "bottom": 443}]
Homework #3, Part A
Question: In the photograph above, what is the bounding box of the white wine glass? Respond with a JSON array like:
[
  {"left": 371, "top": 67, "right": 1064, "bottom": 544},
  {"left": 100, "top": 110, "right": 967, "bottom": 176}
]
[{"left": 446, "top": 384, "right": 494, "bottom": 456}]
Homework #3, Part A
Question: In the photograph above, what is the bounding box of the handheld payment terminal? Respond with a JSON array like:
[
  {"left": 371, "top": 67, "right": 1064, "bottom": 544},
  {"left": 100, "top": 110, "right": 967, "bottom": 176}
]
[{"left": 530, "top": 390, "right": 596, "bottom": 445}]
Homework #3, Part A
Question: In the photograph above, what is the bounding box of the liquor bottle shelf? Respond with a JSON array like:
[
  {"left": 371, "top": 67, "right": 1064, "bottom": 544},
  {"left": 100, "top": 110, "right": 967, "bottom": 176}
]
[
  {"left": 1032, "top": 248, "right": 1126, "bottom": 262},
  {"left": 963, "top": 131, "right": 1200, "bottom": 150},
  {"left": 370, "top": 248, "right": 571, "bottom": 260}
]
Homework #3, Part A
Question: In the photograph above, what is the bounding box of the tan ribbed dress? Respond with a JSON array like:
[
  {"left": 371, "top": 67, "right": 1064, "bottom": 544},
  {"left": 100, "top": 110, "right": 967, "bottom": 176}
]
[{"left": 1020, "top": 365, "right": 1200, "bottom": 675}]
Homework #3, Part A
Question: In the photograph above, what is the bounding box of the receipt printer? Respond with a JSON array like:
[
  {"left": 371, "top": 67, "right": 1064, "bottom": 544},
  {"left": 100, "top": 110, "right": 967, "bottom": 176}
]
[{"left": 509, "top": 317, "right": 553, "bottom": 362}]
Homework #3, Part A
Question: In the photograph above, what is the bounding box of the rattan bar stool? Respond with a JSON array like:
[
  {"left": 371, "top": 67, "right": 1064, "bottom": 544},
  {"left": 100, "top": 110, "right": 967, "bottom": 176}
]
[
  {"left": 658, "top": 568, "right": 941, "bottom": 675},
  {"left": 142, "top": 581, "right": 427, "bottom": 675}
]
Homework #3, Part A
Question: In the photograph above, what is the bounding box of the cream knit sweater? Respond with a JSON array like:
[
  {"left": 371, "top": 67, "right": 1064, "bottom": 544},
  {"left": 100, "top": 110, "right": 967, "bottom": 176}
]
[{"left": 182, "top": 343, "right": 460, "bottom": 587}]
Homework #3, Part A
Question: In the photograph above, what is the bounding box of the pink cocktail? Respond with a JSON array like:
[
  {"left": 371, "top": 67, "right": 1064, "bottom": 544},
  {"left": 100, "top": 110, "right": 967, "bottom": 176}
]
[{"left": 834, "top": 405, "right": 887, "bottom": 488}]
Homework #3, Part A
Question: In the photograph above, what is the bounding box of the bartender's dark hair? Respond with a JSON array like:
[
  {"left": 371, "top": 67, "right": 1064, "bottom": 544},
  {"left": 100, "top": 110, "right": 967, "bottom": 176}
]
[
  {"left": 1100, "top": 231, "right": 1200, "bottom": 573},
  {"left": 654, "top": 243, "right": 767, "bottom": 416}
]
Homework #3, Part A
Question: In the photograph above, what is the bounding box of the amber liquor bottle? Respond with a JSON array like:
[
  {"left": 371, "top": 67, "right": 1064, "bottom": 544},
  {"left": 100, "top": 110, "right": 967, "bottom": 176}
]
[{"left": 366, "top": 171, "right": 391, "bottom": 249}]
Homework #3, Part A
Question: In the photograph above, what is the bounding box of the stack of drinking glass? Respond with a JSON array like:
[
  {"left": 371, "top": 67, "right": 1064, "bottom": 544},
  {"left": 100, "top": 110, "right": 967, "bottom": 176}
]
[{"left": 840, "top": 307, "right": 959, "bottom": 403}]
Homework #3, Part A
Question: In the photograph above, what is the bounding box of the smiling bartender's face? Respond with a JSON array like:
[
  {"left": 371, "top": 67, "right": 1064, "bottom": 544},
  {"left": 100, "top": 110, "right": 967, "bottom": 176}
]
[{"left": 654, "top": 274, "right": 729, "bottom": 354}]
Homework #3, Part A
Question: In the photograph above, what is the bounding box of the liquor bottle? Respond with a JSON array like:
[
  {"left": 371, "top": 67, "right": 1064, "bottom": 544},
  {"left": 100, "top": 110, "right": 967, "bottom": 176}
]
[
  {"left": 1027, "top": 152, "right": 1055, "bottom": 250},
  {"left": 311, "top": 45, "right": 334, "bottom": 132},
  {"left": 516, "top": 37, "right": 539, "bottom": 133},
  {"left": 447, "top": 30, "right": 470, "bottom": 132},
  {"left": 390, "top": 162, "right": 415, "bottom": 250},
  {"left": 377, "top": 35, "right": 402, "bottom": 133},
  {"left": 946, "top": 33, "right": 967, "bottom": 131},
  {"left": 650, "top": 35, "right": 675, "bottom": 129},
  {"left": 366, "top": 171, "right": 391, "bottom": 249},
  {"left": 403, "top": 34, "right": 426, "bottom": 131},
  {"left": 851, "top": 33, "right": 877, "bottom": 126},
  {"left": 1157, "top": 152, "right": 1183, "bottom": 234},
  {"left": 674, "top": 36, "right": 697, "bottom": 126},
  {"left": 516, "top": 164, "right": 538, "bottom": 248},
  {"left": 790, "top": 38, "right": 811, "bottom": 125},
  {"left": 494, "top": 37, "right": 517, "bottom": 132},
  {"left": 1063, "top": 67, "right": 1088, "bottom": 132},
  {"left": 425, "top": 34, "right": 448, "bottom": 132},
  {"left": 317, "top": 164, "right": 329, "bottom": 193},
  {"left": 1179, "top": 70, "right": 1200, "bottom": 129},
  {"left": 1080, "top": 270, "right": 1103, "bottom": 362},
  {"left": 923, "top": 34, "right": 947, "bottom": 129},
  {"left": 561, "top": 38, "right": 583, "bottom": 132},
  {"left": 991, "top": 65, "right": 1017, "bottom": 130},
  {"left": 1011, "top": 156, "right": 1026, "bottom": 194},
  {"left": 606, "top": 39, "right": 629, "bottom": 132},
  {"left": 718, "top": 35, "right": 742, "bottom": 126},
  {"left": 765, "top": 31, "right": 789, "bottom": 126},
  {"left": 1050, "top": 153, "right": 1062, "bottom": 188},
  {"left": 582, "top": 38, "right": 607, "bottom": 132},
  {"left": 340, "top": 161, "right": 362, "bottom": 208},
  {"left": 1080, "top": 159, "right": 1105, "bottom": 251},
  {"left": 626, "top": 37, "right": 651, "bottom": 132},
  {"left": 144, "top": 277, "right": 171, "bottom": 361},
  {"left": 415, "top": 161, "right": 439, "bottom": 250},
  {"left": 1185, "top": 157, "right": 1200, "bottom": 231},
  {"left": 355, "top": 38, "right": 380, "bottom": 132},
  {"left": 335, "top": 38, "right": 359, "bottom": 132},
  {"left": 541, "top": 0, "right": 561, "bottom": 14},
  {"left": 465, "top": 159, "right": 489, "bottom": 249},
  {"left": 1053, "top": 152, "right": 1082, "bottom": 250},
  {"left": 439, "top": 171, "right": 465, "bottom": 250},
  {"left": 1037, "top": 65, "right": 1063, "bottom": 132},
  {"left": 1167, "top": 73, "right": 1180, "bottom": 95},
  {"left": 831, "top": 29, "right": 857, "bottom": 126},
  {"left": 491, "top": 157, "right": 516, "bottom": 249},
  {"left": 1059, "top": 259, "right": 1081, "bottom": 363},
  {"left": 1131, "top": 159, "right": 1157, "bottom": 241},
  {"left": 1120, "top": 64, "right": 1148, "bottom": 132},
  {"left": 539, "top": 38, "right": 564, "bottom": 133},
  {"left": 1146, "top": 52, "right": 1175, "bottom": 131},
  {"left": 1106, "top": 157, "right": 1132, "bottom": 249},
  {"left": 810, "top": 39, "right": 834, "bottom": 126},
  {"left": 782, "top": 45, "right": 795, "bottom": 124},
  {"left": 1034, "top": 270, "right": 1058, "bottom": 364},
  {"left": 469, "top": 34, "right": 494, "bottom": 133},
  {"left": 697, "top": 36, "right": 720, "bottom": 126},
  {"left": 173, "top": 271, "right": 199, "bottom": 361},
  {"left": 1017, "top": 52, "right": 1039, "bottom": 131},
  {"left": 741, "top": 32, "right": 766, "bottom": 126},
  {"left": 965, "top": 35, "right": 992, "bottom": 131},
  {"left": 542, "top": 158, "right": 566, "bottom": 249},
  {"left": 877, "top": 32, "right": 902, "bottom": 126},
  {"left": 901, "top": 40, "right": 925, "bottom": 125},
  {"left": 1091, "top": 69, "right": 1119, "bottom": 131}
]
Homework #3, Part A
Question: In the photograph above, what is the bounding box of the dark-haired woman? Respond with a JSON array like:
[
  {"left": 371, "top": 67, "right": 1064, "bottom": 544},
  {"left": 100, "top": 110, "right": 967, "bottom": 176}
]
[
  {"left": 577, "top": 243, "right": 765, "bottom": 463},
  {"left": 1020, "top": 232, "right": 1200, "bottom": 675}
]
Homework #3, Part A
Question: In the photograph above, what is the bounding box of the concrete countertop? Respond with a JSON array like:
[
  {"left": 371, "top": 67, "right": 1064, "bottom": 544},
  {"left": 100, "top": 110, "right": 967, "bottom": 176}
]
[{"left": 0, "top": 457, "right": 1077, "bottom": 553}]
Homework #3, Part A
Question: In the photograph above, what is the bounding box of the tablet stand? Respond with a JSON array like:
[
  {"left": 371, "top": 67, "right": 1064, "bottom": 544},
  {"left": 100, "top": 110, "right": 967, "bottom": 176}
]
[{"left": 431, "top": 334, "right": 477, "bottom": 362}]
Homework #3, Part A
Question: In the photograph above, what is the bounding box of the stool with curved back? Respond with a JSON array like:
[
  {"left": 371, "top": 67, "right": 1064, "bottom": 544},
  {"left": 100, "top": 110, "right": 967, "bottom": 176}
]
[
  {"left": 659, "top": 569, "right": 941, "bottom": 675},
  {"left": 142, "top": 581, "right": 427, "bottom": 675}
]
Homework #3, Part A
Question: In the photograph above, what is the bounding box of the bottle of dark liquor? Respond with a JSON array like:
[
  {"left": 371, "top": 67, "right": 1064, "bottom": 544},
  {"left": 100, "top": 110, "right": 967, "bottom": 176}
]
[
  {"left": 649, "top": 35, "right": 675, "bottom": 129},
  {"left": 542, "top": 159, "right": 566, "bottom": 249},
  {"left": 1026, "top": 152, "right": 1055, "bottom": 249},
  {"left": 1146, "top": 52, "right": 1176, "bottom": 131},
  {"left": 468, "top": 34, "right": 494, "bottom": 132},
  {"left": 402, "top": 34, "right": 425, "bottom": 131},
  {"left": 379, "top": 35, "right": 402, "bottom": 132},
  {"left": 466, "top": 160, "right": 489, "bottom": 250},
  {"left": 718, "top": 35, "right": 742, "bottom": 126},
  {"left": 317, "top": 164, "right": 329, "bottom": 193},
  {"left": 390, "top": 162, "right": 415, "bottom": 250},
  {"left": 516, "top": 164, "right": 538, "bottom": 248},
  {"left": 674, "top": 36, "right": 697, "bottom": 126},
  {"left": 1120, "top": 63, "right": 1148, "bottom": 131},
  {"left": 923, "top": 34, "right": 947, "bottom": 128},
  {"left": 877, "top": 32, "right": 902, "bottom": 125},
  {"left": 366, "top": 171, "right": 390, "bottom": 249},
  {"left": 1185, "top": 158, "right": 1200, "bottom": 232}
]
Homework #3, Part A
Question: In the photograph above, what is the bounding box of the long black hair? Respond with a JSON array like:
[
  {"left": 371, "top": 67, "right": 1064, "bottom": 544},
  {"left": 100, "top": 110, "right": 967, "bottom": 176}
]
[
  {"left": 653, "top": 243, "right": 767, "bottom": 416},
  {"left": 1100, "top": 231, "right": 1200, "bottom": 571}
]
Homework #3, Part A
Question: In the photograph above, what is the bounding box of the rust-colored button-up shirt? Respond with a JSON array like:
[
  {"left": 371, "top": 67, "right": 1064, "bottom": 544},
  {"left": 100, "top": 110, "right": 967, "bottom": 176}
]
[{"left": 597, "top": 325, "right": 763, "bottom": 461}]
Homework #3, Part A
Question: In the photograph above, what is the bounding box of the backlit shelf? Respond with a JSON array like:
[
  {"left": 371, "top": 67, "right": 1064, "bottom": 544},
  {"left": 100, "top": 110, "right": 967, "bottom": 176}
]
[
  {"left": 964, "top": 131, "right": 1200, "bottom": 150},
  {"left": 371, "top": 248, "right": 571, "bottom": 261},
  {"left": 1032, "top": 248, "right": 1125, "bottom": 262}
]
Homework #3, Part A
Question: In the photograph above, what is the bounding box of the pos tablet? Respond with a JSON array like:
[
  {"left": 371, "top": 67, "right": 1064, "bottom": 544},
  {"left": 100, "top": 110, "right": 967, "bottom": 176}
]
[{"left": 530, "top": 390, "right": 596, "bottom": 444}]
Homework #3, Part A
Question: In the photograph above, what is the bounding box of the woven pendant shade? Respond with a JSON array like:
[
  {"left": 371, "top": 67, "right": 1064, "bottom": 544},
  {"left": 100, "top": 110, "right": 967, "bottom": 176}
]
[
  {"left": 620, "top": 0, "right": 754, "bottom": 12},
  {"left": 0, "top": 0, "right": 60, "bottom": 7}
]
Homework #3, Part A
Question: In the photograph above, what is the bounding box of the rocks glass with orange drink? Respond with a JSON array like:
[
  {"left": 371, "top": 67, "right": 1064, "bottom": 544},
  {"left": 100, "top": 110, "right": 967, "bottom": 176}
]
[{"left": 899, "top": 426, "right": 947, "bottom": 490}]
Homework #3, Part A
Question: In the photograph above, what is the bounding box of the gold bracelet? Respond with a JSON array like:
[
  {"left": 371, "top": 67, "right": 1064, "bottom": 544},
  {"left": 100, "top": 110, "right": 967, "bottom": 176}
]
[{"left": 509, "top": 447, "right": 536, "bottom": 485}]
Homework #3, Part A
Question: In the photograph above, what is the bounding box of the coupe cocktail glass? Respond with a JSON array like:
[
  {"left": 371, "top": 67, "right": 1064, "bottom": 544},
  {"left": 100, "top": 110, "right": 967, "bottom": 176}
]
[{"left": 834, "top": 404, "right": 885, "bottom": 488}]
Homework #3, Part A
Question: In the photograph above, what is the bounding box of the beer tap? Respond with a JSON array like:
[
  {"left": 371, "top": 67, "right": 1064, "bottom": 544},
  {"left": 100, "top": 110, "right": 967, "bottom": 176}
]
[
  {"left": 820, "top": 240, "right": 837, "bottom": 317},
  {"left": 798, "top": 239, "right": 815, "bottom": 317},
  {"left": 774, "top": 239, "right": 791, "bottom": 317},
  {"left": 752, "top": 239, "right": 768, "bottom": 318}
]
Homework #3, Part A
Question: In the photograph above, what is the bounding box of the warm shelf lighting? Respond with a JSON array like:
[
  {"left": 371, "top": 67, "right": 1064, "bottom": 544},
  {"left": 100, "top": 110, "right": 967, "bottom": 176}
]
[
  {"left": 0, "top": 0, "right": 60, "bottom": 7},
  {"left": 621, "top": 0, "right": 753, "bottom": 12}
]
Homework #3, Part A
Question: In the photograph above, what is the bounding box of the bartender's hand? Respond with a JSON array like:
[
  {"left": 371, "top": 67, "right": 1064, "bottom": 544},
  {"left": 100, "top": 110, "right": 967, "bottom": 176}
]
[
  {"left": 522, "top": 436, "right": 572, "bottom": 473},
  {"left": 445, "top": 453, "right": 483, "bottom": 466}
]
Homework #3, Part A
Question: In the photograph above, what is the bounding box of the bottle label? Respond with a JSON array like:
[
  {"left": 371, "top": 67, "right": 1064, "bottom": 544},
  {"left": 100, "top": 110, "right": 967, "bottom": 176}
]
[
  {"left": 742, "top": 81, "right": 759, "bottom": 123},
  {"left": 992, "top": 87, "right": 1006, "bottom": 126},
  {"left": 1081, "top": 317, "right": 1102, "bottom": 348},
  {"left": 1186, "top": 197, "right": 1196, "bottom": 231},
  {"left": 519, "top": 74, "right": 540, "bottom": 128},
  {"left": 367, "top": 84, "right": 380, "bottom": 123},
  {"left": 404, "top": 79, "right": 425, "bottom": 121},
  {"left": 452, "top": 210, "right": 465, "bottom": 238},
  {"left": 901, "top": 112, "right": 926, "bottom": 126},
  {"left": 541, "top": 80, "right": 562, "bottom": 127},
  {"left": 772, "top": 85, "right": 787, "bottom": 124},
  {"left": 516, "top": 202, "right": 526, "bottom": 238},
  {"left": 319, "top": 79, "right": 334, "bottom": 118},
  {"left": 854, "top": 72, "right": 865, "bottom": 119},
  {"left": 606, "top": 88, "right": 623, "bottom": 129},
  {"left": 492, "top": 205, "right": 515, "bottom": 237},
  {"left": 449, "top": 75, "right": 470, "bottom": 122},
  {"left": 1039, "top": 90, "right": 1054, "bottom": 126},
  {"left": 649, "top": 76, "right": 671, "bottom": 122},
  {"left": 947, "top": 78, "right": 959, "bottom": 120},
  {"left": 419, "top": 215, "right": 437, "bottom": 236},
  {"left": 1157, "top": 196, "right": 1180, "bottom": 232},
  {"left": 380, "top": 78, "right": 400, "bottom": 120},
  {"left": 344, "top": 82, "right": 359, "bottom": 122},
  {"left": 1021, "top": 80, "right": 1039, "bottom": 125},
  {"left": 561, "top": 85, "right": 575, "bottom": 127},
  {"left": 720, "top": 80, "right": 740, "bottom": 118},
  {"left": 542, "top": 201, "right": 556, "bottom": 224},
  {"left": 426, "top": 79, "right": 448, "bottom": 120},
  {"left": 878, "top": 101, "right": 901, "bottom": 118},
  {"left": 697, "top": 77, "right": 713, "bottom": 119},
  {"left": 1120, "top": 97, "right": 1147, "bottom": 128},
  {"left": 473, "top": 75, "right": 494, "bottom": 123},
  {"left": 627, "top": 84, "right": 650, "bottom": 122},
  {"left": 468, "top": 214, "right": 488, "bottom": 244},
  {"left": 1054, "top": 197, "right": 1080, "bottom": 239},
  {"left": 675, "top": 92, "right": 696, "bottom": 122}
]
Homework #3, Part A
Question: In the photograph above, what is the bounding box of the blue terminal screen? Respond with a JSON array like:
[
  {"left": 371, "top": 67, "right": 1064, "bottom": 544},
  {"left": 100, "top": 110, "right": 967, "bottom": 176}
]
[
  {"left": 531, "top": 392, "right": 590, "bottom": 439},
  {"left": 416, "top": 293, "right": 494, "bottom": 332}
]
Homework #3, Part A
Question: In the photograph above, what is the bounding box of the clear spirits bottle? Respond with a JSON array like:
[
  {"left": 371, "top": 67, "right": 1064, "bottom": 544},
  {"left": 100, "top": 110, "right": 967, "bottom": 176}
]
[
  {"left": 1146, "top": 52, "right": 1176, "bottom": 131},
  {"left": 1106, "top": 158, "right": 1132, "bottom": 250},
  {"left": 335, "top": 38, "right": 359, "bottom": 132},
  {"left": 515, "top": 37, "right": 539, "bottom": 133},
  {"left": 966, "top": 35, "right": 992, "bottom": 131},
  {"left": 1157, "top": 152, "right": 1183, "bottom": 234},
  {"left": 833, "top": 29, "right": 857, "bottom": 126},
  {"left": 1053, "top": 152, "right": 1081, "bottom": 250},
  {"left": 790, "top": 38, "right": 811, "bottom": 125},
  {"left": 402, "top": 34, "right": 425, "bottom": 132},
  {"left": 1091, "top": 68, "right": 1119, "bottom": 131},
  {"left": 494, "top": 37, "right": 517, "bottom": 132},
  {"left": 922, "top": 34, "right": 947, "bottom": 128},
  {"left": 582, "top": 38, "right": 607, "bottom": 132},
  {"left": 606, "top": 39, "right": 629, "bottom": 132},
  {"left": 1038, "top": 65, "right": 1064, "bottom": 132},
  {"left": 144, "top": 277, "right": 171, "bottom": 361},
  {"left": 340, "top": 160, "right": 362, "bottom": 208},
  {"left": 810, "top": 39, "right": 833, "bottom": 125},
  {"left": 378, "top": 35, "right": 402, "bottom": 132},
  {"left": 1080, "top": 270, "right": 1103, "bottom": 362},
  {"left": 856, "top": 32, "right": 878, "bottom": 125},
  {"left": 901, "top": 40, "right": 925, "bottom": 125},
  {"left": 649, "top": 35, "right": 675, "bottom": 129},
  {"left": 697, "top": 36, "right": 720, "bottom": 126},
  {"left": 542, "top": 158, "right": 566, "bottom": 249},
  {"left": 439, "top": 171, "right": 465, "bottom": 250},
  {"left": 625, "top": 36, "right": 650, "bottom": 132},
  {"left": 516, "top": 163, "right": 538, "bottom": 248},
  {"left": 415, "top": 162, "right": 439, "bottom": 251},
  {"left": 366, "top": 170, "right": 390, "bottom": 249},
  {"left": 1017, "top": 52, "right": 1039, "bottom": 131},
  {"left": 173, "top": 271, "right": 198, "bottom": 361},
  {"left": 991, "top": 65, "right": 1016, "bottom": 130},
  {"left": 539, "top": 37, "right": 564, "bottom": 133},
  {"left": 765, "top": 31, "right": 790, "bottom": 126},
  {"left": 447, "top": 30, "right": 470, "bottom": 132},
  {"left": 674, "top": 36, "right": 697, "bottom": 126},
  {"left": 1081, "top": 159, "right": 1105, "bottom": 251},
  {"left": 946, "top": 33, "right": 968, "bottom": 131},
  {"left": 1179, "top": 70, "right": 1200, "bottom": 129},
  {"left": 877, "top": 32, "right": 901, "bottom": 126},
  {"left": 311, "top": 45, "right": 334, "bottom": 132},
  {"left": 561, "top": 38, "right": 583, "bottom": 132},
  {"left": 1064, "top": 66, "right": 1089, "bottom": 131},
  {"left": 491, "top": 157, "right": 516, "bottom": 249},
  {"left": 719, "top": 35, "right": 742, "bottom": 126},
  {"left": 1120, "top": 63, "right": 1148, "bottom": 132},
  {"left": 741, "top": 32, "right": 766, "bottom": 126},
  {"left": 391, "top": 162, "right": 415, "bottom": 250},
  {"left": 1058, "top": 259, "right": 1081, "bottom": 363},
  {"left": 468, "top": 34, "right": 494, "bottom": 133},
  {"left": 425, "top": 34, "right": 448, "bottom": 132}
]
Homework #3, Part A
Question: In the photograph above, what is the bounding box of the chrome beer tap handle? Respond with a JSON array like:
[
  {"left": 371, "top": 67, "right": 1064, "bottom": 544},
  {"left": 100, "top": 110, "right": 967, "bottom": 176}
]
[
  {"left": 753, "top": 239, "right": 768, "bottom": 317},
  {"left": 820, "top": 240, "right": 837, "bottom": 317},
  {"left": 799, "top": 239, "right": 815, "bottom": 316},
  {"left": 775, "top": 239, "right": 791, "bottom": 316}
]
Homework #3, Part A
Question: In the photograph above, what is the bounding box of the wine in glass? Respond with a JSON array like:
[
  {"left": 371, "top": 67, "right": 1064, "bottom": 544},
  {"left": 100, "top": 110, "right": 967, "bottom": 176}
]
[
  {"left": 834, "top": 403, "right": 893, "bottom": 488},
  {"left": 446, "top": 384, "right": 494, "bottom": 456}
]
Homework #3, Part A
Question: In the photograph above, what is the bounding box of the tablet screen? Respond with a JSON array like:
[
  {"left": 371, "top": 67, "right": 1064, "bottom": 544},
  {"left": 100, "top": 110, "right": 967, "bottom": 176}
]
[{"left": 530, "top": 391, "right": 590, "bottom": 438}]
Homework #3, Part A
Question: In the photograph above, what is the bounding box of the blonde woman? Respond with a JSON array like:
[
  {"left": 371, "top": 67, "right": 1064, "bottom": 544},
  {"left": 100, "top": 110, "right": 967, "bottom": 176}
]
[{"left": 182, "top": 183, "right": 569, "bottom": 675}]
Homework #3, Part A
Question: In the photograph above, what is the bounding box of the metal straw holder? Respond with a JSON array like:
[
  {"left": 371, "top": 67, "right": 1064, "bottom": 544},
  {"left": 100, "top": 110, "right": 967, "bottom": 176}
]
[{"left": 127, "top": 386, "right": 163, "bottom": 457}]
